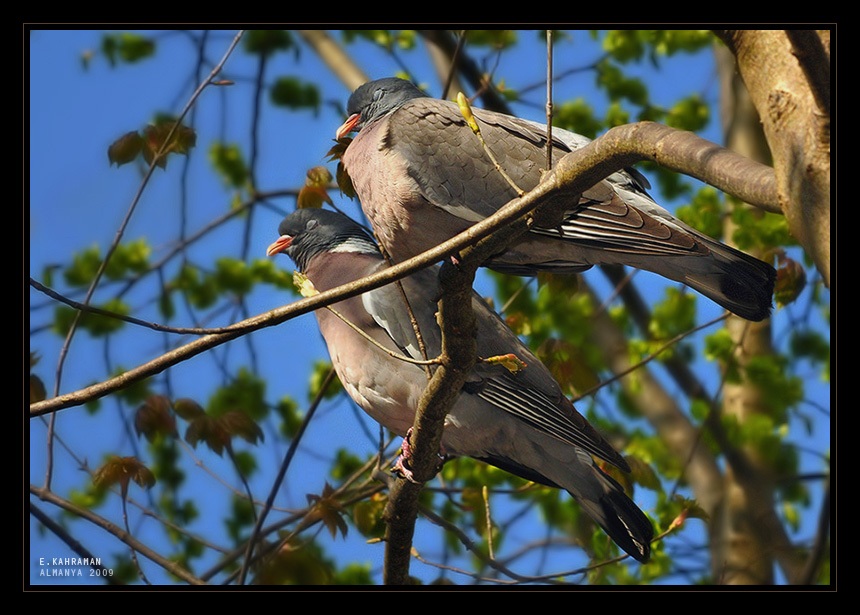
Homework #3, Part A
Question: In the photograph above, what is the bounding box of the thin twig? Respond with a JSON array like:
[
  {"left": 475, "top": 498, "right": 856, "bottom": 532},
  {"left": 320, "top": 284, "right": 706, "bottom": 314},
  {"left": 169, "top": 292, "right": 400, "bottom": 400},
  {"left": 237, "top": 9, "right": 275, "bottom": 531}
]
[
  {"left": 120, "top": 494, "right": 151, "bottom": 584},
  {"left": 44, "top": 31, "right": 246, "bottom": 492},
  {"left": 573, "top": 312, "right": 729, "bottom": 402},
  {"left": 545, "top": 29, "right": 554, "bottom": 171},
  {"left": 237, "top": 367, "right": 336, "bottom": 585},
  {"left": 29, "top": 502, "right": 121, "bottom": 584},
  {"left": 483, "top": 485, "right": 494, "bottom": 560},
  {"left": 30, "top": 122, "right": 782, "bottom": 418},
  {"left": 30, "top": 485, "right": 206, "bottom": 585},
  {"left": 456, "top": 92, "right": 525, "bottom": 197},
  {"left": 326, "top": 305, "right": 441, "bottom": 367}
]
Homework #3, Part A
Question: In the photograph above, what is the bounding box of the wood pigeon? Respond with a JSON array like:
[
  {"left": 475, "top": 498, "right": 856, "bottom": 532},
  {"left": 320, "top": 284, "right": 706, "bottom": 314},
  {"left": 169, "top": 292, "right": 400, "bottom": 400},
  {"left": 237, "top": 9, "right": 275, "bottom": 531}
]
[
  {"left": 335, "top": 77, "right": 777, "bottom": 322},
  {"left": 267, "top": 208, "right": 654, "bottom": 562}
]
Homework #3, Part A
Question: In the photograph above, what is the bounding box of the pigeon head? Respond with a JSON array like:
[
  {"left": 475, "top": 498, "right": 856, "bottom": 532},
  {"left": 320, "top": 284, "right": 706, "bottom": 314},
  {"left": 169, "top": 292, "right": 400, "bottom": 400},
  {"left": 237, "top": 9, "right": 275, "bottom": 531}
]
[
  {"left": 266, "top": 209, "right": 379, "bottom": 272},
  {"left": 336, "top": 77, "right": 428, "bottom": 139}
]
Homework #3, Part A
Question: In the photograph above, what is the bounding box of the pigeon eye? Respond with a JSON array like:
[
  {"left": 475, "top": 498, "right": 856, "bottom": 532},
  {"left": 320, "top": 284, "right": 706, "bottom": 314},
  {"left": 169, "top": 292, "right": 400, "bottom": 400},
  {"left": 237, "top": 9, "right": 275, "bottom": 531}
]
[
  {"left": 372, "top": 88, "right": 385, "bottom": 102},
  {"left": 306, "top": 219, "right": 318, "bottom": 231}
]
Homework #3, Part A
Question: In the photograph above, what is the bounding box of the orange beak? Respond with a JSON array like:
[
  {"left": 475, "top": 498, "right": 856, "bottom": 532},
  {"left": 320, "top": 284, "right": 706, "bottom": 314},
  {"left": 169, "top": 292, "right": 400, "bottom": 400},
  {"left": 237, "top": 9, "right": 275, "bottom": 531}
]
[
  {"left": 266, "top": 235, "right": 293, "bottom": 257},
  {"left": 335, "top": 113, "right": 361, "bottom": 140}
]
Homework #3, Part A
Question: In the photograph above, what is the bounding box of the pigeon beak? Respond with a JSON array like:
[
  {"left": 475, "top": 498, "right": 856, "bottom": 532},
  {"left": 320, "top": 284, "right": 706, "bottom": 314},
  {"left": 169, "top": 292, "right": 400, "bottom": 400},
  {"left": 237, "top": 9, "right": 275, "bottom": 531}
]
[
  {"left": 335, "top": 113, "right": 361, "bottom": 140},
  {"left": 266, "top": 235, "right": 293, "bottom": 256}
]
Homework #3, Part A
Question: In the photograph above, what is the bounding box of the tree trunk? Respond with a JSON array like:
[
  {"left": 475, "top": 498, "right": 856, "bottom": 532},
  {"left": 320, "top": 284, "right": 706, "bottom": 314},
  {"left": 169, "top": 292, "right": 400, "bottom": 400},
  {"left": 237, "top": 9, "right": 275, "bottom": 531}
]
[
  {"left": 714, "top": 30, "right": 830, "bottom": 288},
  {"left": 712, "top": 42, "right": 776, "bottom": 585}
]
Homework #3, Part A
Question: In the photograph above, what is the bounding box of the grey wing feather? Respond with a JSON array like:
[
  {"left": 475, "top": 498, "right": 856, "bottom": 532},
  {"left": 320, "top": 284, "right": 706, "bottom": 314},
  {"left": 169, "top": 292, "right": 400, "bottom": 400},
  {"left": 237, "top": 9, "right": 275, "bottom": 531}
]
[
  {"left": 470, "top": 296, "right": 630, "bottom": 471},
  {"left": 361, "top": 269, "right": 442, "bottom": 361},
  {"left": 390, "top": 99, "right": 561, "bottom": 219},
  {"left": 474, "top": 375, "right": 629, "bottom": 472}
]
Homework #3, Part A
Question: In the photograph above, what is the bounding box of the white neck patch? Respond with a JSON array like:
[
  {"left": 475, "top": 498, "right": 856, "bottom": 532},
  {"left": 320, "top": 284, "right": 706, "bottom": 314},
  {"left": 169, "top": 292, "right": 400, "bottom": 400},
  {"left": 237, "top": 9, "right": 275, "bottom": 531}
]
[{"left": 329, "top": 237, "right": 379, "bottom": 256}]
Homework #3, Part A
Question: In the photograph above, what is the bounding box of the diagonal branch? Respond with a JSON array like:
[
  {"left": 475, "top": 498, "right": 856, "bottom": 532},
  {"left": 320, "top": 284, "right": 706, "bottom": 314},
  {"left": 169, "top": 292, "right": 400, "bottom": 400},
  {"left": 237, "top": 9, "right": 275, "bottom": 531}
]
[
  {"left": 30, "top": 122, "right": 780, "bottom": 420},
  {"left": 30, "top": 485, "right": 206, "bottom": 585}
]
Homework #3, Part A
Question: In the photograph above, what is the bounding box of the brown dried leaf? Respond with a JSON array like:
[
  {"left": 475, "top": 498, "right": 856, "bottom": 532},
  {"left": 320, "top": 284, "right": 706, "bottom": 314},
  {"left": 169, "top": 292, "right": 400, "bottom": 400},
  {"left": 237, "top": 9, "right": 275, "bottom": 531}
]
[
  {"left": 217, "top": 411, "right": 264, "bottom": 446},
  {"left": 30, "top": 374, "right": 47, "bottom": 404},
  {"left": 774, "top": 250, "right": 807, "bottom": 308},
  {"left": 172, "top": 397, "right": 205, "bottom": 421},
  {"left": 93, "top": 455, "right": 156, "bottom": 498},
  {"left": 306, "top": 482, "right": 348, "bottom": 539},
  {"left": 107, "top": 130, "right": 143, "bottom": 167},
  {"left": 134, "top": 394, "right": 177, "bottom": 442}
]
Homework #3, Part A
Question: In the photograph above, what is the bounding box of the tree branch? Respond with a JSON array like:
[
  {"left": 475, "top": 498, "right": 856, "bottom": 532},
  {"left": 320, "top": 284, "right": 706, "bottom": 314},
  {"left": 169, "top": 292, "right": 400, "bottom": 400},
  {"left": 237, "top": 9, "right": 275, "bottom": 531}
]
[
  {"left": 784, "top": 30, "right": 830, "bottom": 117},
  {"left": 30, "top": 122, "right": 780, "bottom": 419},
  {"left": 714, "top": 29, "right": 830, "bottom": 286},
  {"left": 30, "top": 485, "right": 206, "bottom": 585},
  {"left": 297, "top": 30, "right": 369, "bottom": 92}
]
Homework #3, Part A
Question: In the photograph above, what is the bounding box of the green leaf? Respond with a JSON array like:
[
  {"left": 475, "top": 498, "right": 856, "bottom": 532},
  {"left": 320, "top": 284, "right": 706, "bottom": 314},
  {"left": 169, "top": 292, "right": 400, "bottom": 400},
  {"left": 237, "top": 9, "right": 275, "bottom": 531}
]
[
  {"left": 536, "top": 337, "right": 601, "bottom": 395},
  {"left": 341, "top": 30, "right": 417, "bottom": 51},
  {"left": 109, "top": 368, "right": 153, "bottom": 407},
  {"left": 207, "top": 368, "right": 268, "bottom": 420},
  {"left": 214, "top": 257, "right": 254, "bottom": 296},
  {"left": 353, "top": 493, "right": 387, "bottom": 538},
  {"left": 141, "top": 118, "right": 197, "bottom": 168},
  {"left": 704, "top": 329, "right": 735, "bottom": 363},
  {"left": 275, "top": 395, "right": 302, "bottom": 438},
  {"left": 107, "top": 131, "right": 143, "bottom": 167},
  {"left": 464, "top": 30, "right": 518, "bottom": 49},
  {"left": 270, "top": 77, "right": 321, "bottom": 112},
  {"left": 172, "top": 264, "right": 218, "bottom": 309},
  {"left": 64, "top": 245, "right": 102, "bottom": 287},
  {"left": 158, "top": 286, "right": 175, "bottom": 320},
  {"left": 605, "top": 102, "right": 631, "bottom": 128},
  {"left": 666, "top": 94, "right": 709, "bottom": 132},
  {"left": 676, "top": 187, "right": 726, "bottom": 239},
  {"left": 231, "top": 450, "right": 258, "bottom": 477},
  {"left": 651, "top": 30, "right": 713, "bottom": 55},
  {"left": 53, "top": 299, "right": 130, "bottom": 337},
  {"left": 649, "top": 287, "right": 696, "bottom": 342},
  {"left": 250, "top": 258, "right": 294, "bottom": 290},
  {"left": 242, "top": 30, "right": 294, "bottom": 56},
  {"left": 209, "top": 142, "right": 249, "bottom": 189},
  {"left": 789, "top": 329, "right": 830, "bottom": 364},
  {"left": 104, "top": 238, "right": 151, "bottom": 280},
  {"left": 226, "top": 495, "right": 256, "bottom": 543},
  {"left": 596, "top": 60, "right": 648, "bottom": 105},
  {"left": 553, "top": 98, "right": 602, "bottom": 139},
  {"left": 624, "top": 455, "right": 661, "bottom": 490},
  {"left": 602, "top": 30, "right": 646, "bottom": 62},
  {"left": 332, "top": 563, "right": 374, "bottom": 585},
  {"left": 744, "top": 355, "right": 804, "bottom": 416},
  {"left": 87, "top": 298, "right": 130, "bottom": 335},
  {"left": 100, "top": 33, "right": 155, "bottom": 67},
  {"left": 252, "top": 537, "right": 334, "bottom": 585},
  {"left": 309, "top": 361, "right": 343, "bottom": 401},
  {"left": 731, "top": 207, "right": 793, "bottom": 251},
  {"left": 330, "top": 448, "right": 364, "bottom": 481}
]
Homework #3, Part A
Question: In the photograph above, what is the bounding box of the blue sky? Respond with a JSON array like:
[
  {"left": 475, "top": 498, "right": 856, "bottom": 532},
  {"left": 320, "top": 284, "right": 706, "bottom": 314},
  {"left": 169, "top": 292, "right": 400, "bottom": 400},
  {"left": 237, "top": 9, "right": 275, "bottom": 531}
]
[{"left": 28, "top": 29, "right": 830, "bottom": 586}]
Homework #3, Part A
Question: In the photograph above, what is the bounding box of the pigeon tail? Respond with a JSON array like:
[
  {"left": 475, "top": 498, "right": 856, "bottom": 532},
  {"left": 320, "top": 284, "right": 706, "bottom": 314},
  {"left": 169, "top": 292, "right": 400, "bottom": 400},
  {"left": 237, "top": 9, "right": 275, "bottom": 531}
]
[
  {"left": 680, "top": 237, "right": 776, "bottom": 322},
  {"left": 575, "top": 471, "right": 654, "bottom": 563}
]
